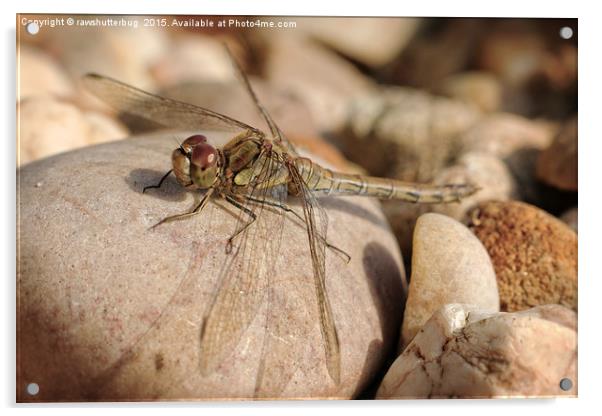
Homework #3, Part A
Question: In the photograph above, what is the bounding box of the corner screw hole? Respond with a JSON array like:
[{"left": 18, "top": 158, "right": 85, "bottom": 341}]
[
  {"left": 559, "top": 378, "right": 573, "bottom": 391},
  {"left": 559, "top": 26, "right": 573, "bottom": 40},
  {"left": 26, "top": 382, "right": 40, "bottom": 396}
]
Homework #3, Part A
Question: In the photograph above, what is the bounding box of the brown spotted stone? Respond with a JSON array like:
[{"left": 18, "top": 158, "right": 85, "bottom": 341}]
[{"left": 468, "top": 200, "right": 577, "bottom": 312}]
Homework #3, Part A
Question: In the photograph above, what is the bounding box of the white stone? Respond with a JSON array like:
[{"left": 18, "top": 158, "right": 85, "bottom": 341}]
[{"left": 377, "top": 304, "right": 577, "bottom": 399}]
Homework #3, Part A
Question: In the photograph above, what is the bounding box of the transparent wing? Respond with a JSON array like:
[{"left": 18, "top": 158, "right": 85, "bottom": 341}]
[
  {"left": 286, "top": 161, "right": 341, "bottom": 385},
  {"left": 224, "top": 47, "right": 300, "bottom": 157},
  {"left": 198, "top": 149, "right": 288, "bottom": 377},
  {"left": 83, "top": 73, "right": 260, "bottom": 134}
]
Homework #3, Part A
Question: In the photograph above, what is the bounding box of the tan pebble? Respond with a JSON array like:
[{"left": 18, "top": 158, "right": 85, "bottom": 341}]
[
  {"left": 18, "top": 96, "right": 127, "bottom": 165},
  {"left": 459, "top": 113, "right": 555, "bottom": 157},
  {"left": 431, "top": 151, "right": 518, "bottom": 221},
  {"left": 292, "top": 17, "right": 422, "bottom": 67},
  {"left": 263, "top": 35, "right": 375, "bottom": 132},
  {"left": 18, "top": 45, "right": 74, "bottom": 100},
  {"left": 343, "top": 87, "right": 480, "bottom": 182},
  {"left": 437, "top": 71, "right": 503, "bottom": 112},
  {"left": 401, "top": 213, "right": 499, "bottom": 347}
]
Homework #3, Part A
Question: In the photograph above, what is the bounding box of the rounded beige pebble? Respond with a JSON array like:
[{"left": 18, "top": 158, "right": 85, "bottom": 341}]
[
  {"left": 377, "top": 304, "right": 577, "bottom": 399},
  {"left": 18, "top": 45, "right": 74, "bottom": 101},
  {"left": 401, "top": 213, "right": 499, "bottom": 347},
  {"left": 459, "top": 113, "right": 555, "bottom": 158},
  {"left": 437, "top": 71, "right": 502, "bottom": 113},
  {"left": 431, "top": 151, "right": 518, "bottom": 221},
  {"left": 18, "top": 96, "right": 128, "bottom": 166},
  {"left": 17, "top": 134, "right": 406, "bottom": 401}
]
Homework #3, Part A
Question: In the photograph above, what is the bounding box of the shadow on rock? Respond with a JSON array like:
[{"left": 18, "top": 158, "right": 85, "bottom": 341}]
[
  {"left": 125, "top": 168, "right": 190, "bottom": 202},
  {"left": 354, "top": 241, "right": 406, "bottom": 398}
]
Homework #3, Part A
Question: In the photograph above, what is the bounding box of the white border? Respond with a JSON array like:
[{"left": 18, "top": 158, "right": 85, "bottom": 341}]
[{"left": 4, "top": 1, "right": 599, "bottom": 415}]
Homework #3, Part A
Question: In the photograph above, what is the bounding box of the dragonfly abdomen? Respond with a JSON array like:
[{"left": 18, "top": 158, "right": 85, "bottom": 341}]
[{"left": 294, "top": 158, "right": 478, "bottom": 203}]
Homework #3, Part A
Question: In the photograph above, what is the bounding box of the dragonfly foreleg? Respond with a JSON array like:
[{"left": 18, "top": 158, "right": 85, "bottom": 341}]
[
  {"left": 150, "top": 187, "right": 214, "bottom": 230},
  {"left": 223, "top": 194, "right": 257, "bottom": 254},
  {"left": 241, "top": 195, "right": 351, "bottom": 264},
  {"left": 142, "top": 169, "right": 174, "bottom": 194}
]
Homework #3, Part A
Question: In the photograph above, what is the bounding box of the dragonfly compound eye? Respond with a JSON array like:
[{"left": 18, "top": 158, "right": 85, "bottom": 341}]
[
  {"left": 181, "top": 134, "right": 207, "bottom": 153},
  {"left": 191, "top": 143, "right": 218, "bottom": 170}
]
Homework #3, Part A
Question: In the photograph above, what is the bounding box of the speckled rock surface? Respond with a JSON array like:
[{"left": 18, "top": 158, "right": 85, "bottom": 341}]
[
  {"left": 17, "top": 133, "right": 406, "bottom": 401},
  {"left": 401, "top": 213, "right": 499, "bottom": 347},
  {"left": 377, "top": 304, "right": 577, "bottom": 399},
  {"left": 468, "top": 201, "right": 577, "bottom": 312},
  {"left": 536, "top": 116, "right": 578, "bottom": 191}
]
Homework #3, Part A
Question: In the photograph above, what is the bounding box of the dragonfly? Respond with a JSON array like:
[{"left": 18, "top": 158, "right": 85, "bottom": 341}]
[{"left": 83, "top": 53, "right": 478, "bottom": 391}]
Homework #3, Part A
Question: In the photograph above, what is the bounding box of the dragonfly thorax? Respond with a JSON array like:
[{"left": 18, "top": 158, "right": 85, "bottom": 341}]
[{"left": 172, "top": 134, "right": 219, "bottom": 189}]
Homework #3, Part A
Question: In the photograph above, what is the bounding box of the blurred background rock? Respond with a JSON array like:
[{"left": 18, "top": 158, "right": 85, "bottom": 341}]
[{"left": 17, "top": 13, "right": 577, "bottom": 272}]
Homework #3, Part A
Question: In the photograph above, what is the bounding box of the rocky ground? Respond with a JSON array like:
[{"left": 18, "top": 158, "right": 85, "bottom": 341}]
[{"left": 17, "top": 16, "right": 577, "bottom": 400}]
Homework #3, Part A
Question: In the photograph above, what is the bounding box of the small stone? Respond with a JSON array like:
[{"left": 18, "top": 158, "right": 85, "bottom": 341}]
[
  {"left": 437, "top": 71, "right": 502, "bottom": 113},
  {"left": 42, "top": 25, "right": 168, "bottom": 91},
  {"left": 468, "top": 201, "right": 577, "bottom": 312},
  {"left": 459, "top": 113, "right": 555, "bottom": 158},
  {"left": 560, "top": 207, "right": 578, "bottom": 233},
  {"left": 536, "top": 116, "right": 578, "bottom": 191},
  {"left": 263, "top": 35, "right": 375, "bottom": 132},
  {"left": 458, "top": 114, "right": 557, "bottom": 201},
  {"left": 477, "top": 30, "right": 548, "bottom": 87},
  {"left": 390, "top": 19, "right": 484, "bottom": 88},
  {"left": 431, "top": 151, "right": 518, "bottom": 221},
  {"left": 377, "top": 304, "right": 577, "bottom": 398},
  {"left": 151, "top": 34, "right": 237, "bottom": 87},
  {"left": 401, "top": 213, "right": 499, "bottom": 347},
  {"left": 18, "top": 96, "right": 127, "bottom": 165},
  {"left": 293, "top": 17, "right": 422, "bottom": 67},
  {"left": 159, "top": 78, "right": 320, "bottom": 139},
  {"left": 18, "top": 45, "right": 74, "bottom": 100},
  {"left": 342, "top": 87, "right": 481, "bottom": 182}
]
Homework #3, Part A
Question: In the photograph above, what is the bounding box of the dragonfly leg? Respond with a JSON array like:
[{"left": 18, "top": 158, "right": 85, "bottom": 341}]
[
  {"left": 223, "top": 194, "right": 257, "bottom": 254},
  {"left": 242, "top": 195, "right": 351, "bottom": 264},
  {"left": 143, "top": 169, "right": 173, "bottom": 193},
  {"left": 150, "top": 187, "right": 214, "bottom": 230}
]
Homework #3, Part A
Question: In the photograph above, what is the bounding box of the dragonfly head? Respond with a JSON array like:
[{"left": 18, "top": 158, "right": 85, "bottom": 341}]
[{"left": 172, "top": 134, "right": 219, "bottom": 189}]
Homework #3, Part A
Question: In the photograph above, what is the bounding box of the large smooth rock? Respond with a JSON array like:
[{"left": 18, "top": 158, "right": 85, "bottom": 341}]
[
  {"left": 401, "top": 213, "right": 499, "bottom": 347},
  {"left": 377, "top": 304, "right": 577, "bottom": 399},
  {"left": 17, "top": 133, "right": 406, "bottom": 401},
  {"left": 468, "top": 201, "right": 577, "bottom": 312}
]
